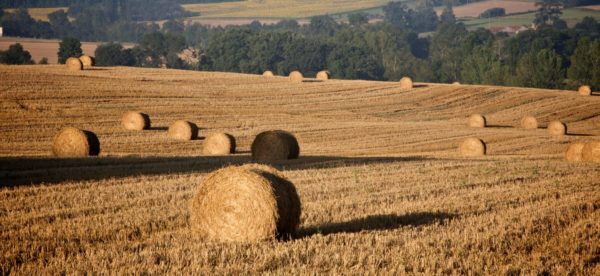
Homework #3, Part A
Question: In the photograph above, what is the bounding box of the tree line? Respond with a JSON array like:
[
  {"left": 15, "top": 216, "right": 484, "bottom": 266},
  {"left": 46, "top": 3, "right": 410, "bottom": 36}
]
[{"left": 2, "top": 1, "right": 600, "bottom": 91}]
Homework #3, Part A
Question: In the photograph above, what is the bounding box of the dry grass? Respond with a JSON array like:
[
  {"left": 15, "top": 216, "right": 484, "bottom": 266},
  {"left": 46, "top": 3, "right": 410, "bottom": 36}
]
[
  {"left": 1, "top": 65, "right": 600, "bottom": 274},
  {"left": 435, "top": 0, "right": 537, "bottom": 18},
  {"left": 4, "top": 7, "right": 68, "bottom": 21}
]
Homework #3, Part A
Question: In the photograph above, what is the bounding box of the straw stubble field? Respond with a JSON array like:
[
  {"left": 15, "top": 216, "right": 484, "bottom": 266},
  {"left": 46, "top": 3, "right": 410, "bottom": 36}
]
[{"left": 1, "top": 65, "right": 599, "bottom": 274}]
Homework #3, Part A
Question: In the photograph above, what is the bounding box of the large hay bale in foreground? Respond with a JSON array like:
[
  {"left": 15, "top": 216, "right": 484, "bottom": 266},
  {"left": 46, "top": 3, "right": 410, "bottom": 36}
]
[
  {"left": 468, "top": 114, "right": 487, "bottom": 128},
  {"left": 168, "top": 120, "right": 198, "bottom": 141},
  {"left": 79, "top": 55, "right": 95, "bottom": 67},
  {"left": 565, "top": 142, "right": 585, "bottom": 162},
  {"left": 547, "top": 120, "right": 567, "bottom": 136},
  {"left": 190, "top": 165, "right": 301, "bottom": 242},
  {"left": 316, "top": 70, "right": 330, "bottom": 80},
  {"left": 582, "top": 141, "right": 600, "bottom": 163},
  {"left": 252, "top": 130, "right": 299, "bottom": 163},
  {"left": 52, "top": 127, "right": 100, "bottom": 157},
  {"left": 578, "top": 85, "right": 592, "bottom": 96},
  {"left": 203, "top": 133, "right": 236, "bottom": 155},
  {"left": 521, "top": 115, "right": 538, "bottom": 129},
  {"left": 399, "top": 76, "right": 413, "bottom": 89},
  {"left": 121, "top": 111, "right": 151, "bottom": 130},
  {"left": 459, "top": 137, "right": 486, "bottom": 157},
  {"left": 289, "top": 71, "right": 303, "bottom": 82},
  {"left": 263, "top": 70, "right": 274, "bottom": 77},
  {"left": 66, "top": 57, "right": 83, "bottom": 71}
]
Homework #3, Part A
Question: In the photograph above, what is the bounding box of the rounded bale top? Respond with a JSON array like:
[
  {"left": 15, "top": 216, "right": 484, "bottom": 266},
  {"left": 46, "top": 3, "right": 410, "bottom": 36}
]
[
  {"left": 263, "top": 70, "right": 274, "bottom": 77},
  {"left": 168, "top": 120, "right": 199, "bottom": 141},
  {"left": 251, "top": 130, "right": 299, "bottom": 163},
  {"left": 121, "top": 111, "right": 151, "bottom": 130},
  {"left": 399, "top": 76, "right": 413, "bottom": 89},
  {"left": 79, "top": 55, "right": 95, "bottom": 67},
  {"left": 52, "top": 127, "right": 100, "bottom": 157},
  {"left": 459, "top": 137, "right": 486, "bottom": 157},
  {"left": 578, "top": 85, "right": 592, "bottom": 96},
  {"left": 565, "top": 142, "right": 586, "bottom": 162},
  {"left": 189, "top": 165, "right": 301, "bottom": 242},
  {"left": 316, "top": 70, "right": 330, "bottom": 80},
  {"left": 203, "top": 132, "right": 236, "bottom": 155},
  {"left": 66, "top": 57, "right": 83, "bottom": 71},
  {"left": 520, "top": 115, "right": 538, "bottom": 129},
  {"left": 582, "top": 141, "right": 600, "bottom": 163},
  {"left": 547, "top": 120, "right": 567, "bottom": 136},
  {"left": 289, "top": 71, "right": 303, "bottom": 82},
  {"left": 468, "top": 114, "right": 487, "bottom": 128}
]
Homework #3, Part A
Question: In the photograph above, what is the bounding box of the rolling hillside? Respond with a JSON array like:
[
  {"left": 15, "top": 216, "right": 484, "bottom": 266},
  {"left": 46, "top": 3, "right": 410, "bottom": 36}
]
[{"left": 1, "top": 65, "right": 599, "bottom": 274}]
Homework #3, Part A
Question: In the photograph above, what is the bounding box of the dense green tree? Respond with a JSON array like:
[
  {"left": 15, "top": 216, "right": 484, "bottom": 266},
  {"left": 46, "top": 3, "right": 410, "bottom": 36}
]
[
  {"left": 479, "top": 7, "right": 506, "bottom": 18},
  {"left": 39, "top": 57, "right": 49, "bottom": 64},
  {"left": 276, "top": 36, "right": 330, "bottom": 77},
  {"left": 383, "top": 2, "right": 412, "bottom": 29},
  {"left": 516, "top": 49, "right": 564, "bottom": 88},
  {"left": 48, "top": 9, "right": 72, "bottom": 38},
  {"left": 461, "top": 46, "right": 508, "bottom": 85},
  {"left": 163, "top": 19, "right": 185, "bottom": 33},
  {"left": 440, "top": 4, "right": 456, "bottom": 24},
  {"left": 241, "top": 31, "right": 293, "bottom": 73},
  {"left": 57, "top": 37, "right": 82, "bottom": 64},
  {"left": 568, "top": 38, "right": 600, "bottom": 90},
  {"left": 533, "top": 0, "right": 563, "bottom": 27},
  {"left": 0, "top": 43, "right": 34, "bottom": 65},
  {"left": 412, "top": 2, "right": 439, "bottom": 32},
  {"left": 1, "top": 8, "right": 54, "bottom": 38},
  {"left": 205, "top": 28, "right": 253, "bottom": 72},
  {"left": 348, "top": 13, "right": 369, "bottom": 26},
  {"left": 95, "top": 42, "right": 135, "bottom": 66},
  {"left": 430, "top": 23, "right": 469, "bottom": 82},
  {"left": 327, "top": 44, "right": 384, "bottom": 80},
  {"left": 309, "top": 15, "right": 339, "bottom": 36}
]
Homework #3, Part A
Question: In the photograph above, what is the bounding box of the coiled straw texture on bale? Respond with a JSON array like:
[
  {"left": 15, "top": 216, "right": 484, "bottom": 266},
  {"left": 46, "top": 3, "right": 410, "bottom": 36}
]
[
  {"left": 263, "top": 71, "right": 274, "bottom": 77},
  {"left": 582, "top": 141, "right": 600, "bottom": 163},
  {"left": 289, "top": 71, "right": 303, "bottom": 82},
  {"left": 66, "top": 57, "right": 83, "bottom": 71},
  {"left": 79, "top": 55, "right": 95, "bottom": 67},
  {"left": 459, "top": 138, "right": 486, "bottom": 157},
  {"left": 168, "top": 120, "right": 198, "bottom": 141},
  {"left": 121, "top": 111, "right": 151, "bottom": 130},
  {"left": 316, "top": 71, "right": 330, "bottom": 80},
  {"left": 399, "top": 77, "right": 413, "bottom": 89},
  {"left": 468, "top": 114, "right": 487, "bottom": 128},
  {"left": 203, "top": 133, "right": 236, "bottom": 155},
  {"left": 578, "top": 85, "right": 591, "bottom": 96},
  {"left": 251, "top": 130, "right": 299, "bottom": 163},
  {"left": 190, "top": 165, "right": 301, "bottom": 242},
  {"left": 52, "top": 127, "right": 100, "bottom": 157},
  {"left": 521, "top": 115, "right": 538, "bottom": 129},
  {"left": 565, "top": 142, "right": 585, "bottom": 162},
  {"left": 547, "top": 120, "right": 567, "bottom": 136}
]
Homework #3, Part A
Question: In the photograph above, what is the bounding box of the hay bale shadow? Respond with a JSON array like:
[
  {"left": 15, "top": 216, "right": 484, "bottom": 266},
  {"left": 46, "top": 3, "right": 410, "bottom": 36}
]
[
  {"left": 297, "top": 212, "right": 457, "bottom": 238},
  {"left": 302, "top": 79, "right": 324, "bottom": 83},
  {"left": 487, "top": 124, "right": 513, "bottom": 128}
]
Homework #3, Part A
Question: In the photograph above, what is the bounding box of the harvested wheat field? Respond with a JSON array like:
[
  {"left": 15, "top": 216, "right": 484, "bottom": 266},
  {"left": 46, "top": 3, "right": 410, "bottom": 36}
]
[{"left": 1, "top": 65, "right": 600, "bottom": 274}]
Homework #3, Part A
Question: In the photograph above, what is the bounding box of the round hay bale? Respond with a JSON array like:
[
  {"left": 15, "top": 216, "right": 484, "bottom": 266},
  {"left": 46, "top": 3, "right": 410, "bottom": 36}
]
[
  {"left": 468, "top": 114, "right": 487, "bottom": 128},
  {"left": 52, "top": 127, "right": 100, "bottom": 157},
  {"left": 203, "top": 132, "right": 236, "bottom": 155},
  {"left": 399, "top": 76, "right": 413, "bottom": 89},
  {"left": 547, "top": 120, "right": 567, "bottom": 136},
  {"left": 79, "top": 55, "right": 95, "bottom": 67},
  {"left": 251, "top": 130, "right": 299, "bottom": 163},
  {"left": 189, "top": 165, "right": 301, "bottom": 242},
  {"left": 121, "top": 111, "right": 151, "bottom": 130},
  {"left": 452, "top": 81, "right": 461, "bottom": 85},
  {"left": 66, "top": 57, "right": 83, "bottom": 71},
  {"left": 316, "top": 70, "right": 330, "bottom": 80},
  {"left": 289, "top": 71, "right": 303, "bottom": 82},
  {"left": 168, "top": 120, "right": 199, "bottom": 141},
  {"left": 263, "top": 70, "right": 274, "bottom": 77},
  {"left": 581, "top": 141, "right": 600, "bottom": 163},
  {"left": 565, "top": 142, "right": 585, "bottom": 162},
  {"left": 578, "top": 85, "right": 592, "bottom": 96},
  {"left": 459, "top": 137, "right": 486, "bottom": 157},
  {"left": 520, "top": 115, "right": 538, "bottom": 129}
]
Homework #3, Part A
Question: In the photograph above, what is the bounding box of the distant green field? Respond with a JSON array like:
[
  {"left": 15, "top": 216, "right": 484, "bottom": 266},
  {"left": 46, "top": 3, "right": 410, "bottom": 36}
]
[
  {"left": 463, "top": 8, "right": 600, "bottom": 30},
  {"left": 182, "top": 0, "right": 404, "bottom": 19}
]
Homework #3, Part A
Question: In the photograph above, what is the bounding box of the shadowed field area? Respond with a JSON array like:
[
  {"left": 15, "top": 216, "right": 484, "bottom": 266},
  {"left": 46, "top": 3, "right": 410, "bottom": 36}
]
[{"left": 0, "top": 65, "right": 599, "bottom": 274}]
